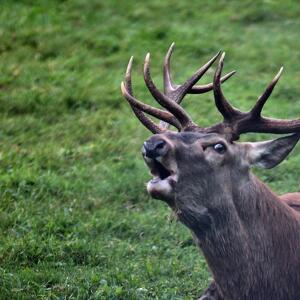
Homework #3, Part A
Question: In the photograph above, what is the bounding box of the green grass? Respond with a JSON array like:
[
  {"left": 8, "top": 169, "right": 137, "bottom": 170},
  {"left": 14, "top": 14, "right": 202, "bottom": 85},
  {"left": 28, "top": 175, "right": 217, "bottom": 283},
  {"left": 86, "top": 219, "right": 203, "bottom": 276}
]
[{"left": 0, "top": 0, "right": 300, "bottom": 299}]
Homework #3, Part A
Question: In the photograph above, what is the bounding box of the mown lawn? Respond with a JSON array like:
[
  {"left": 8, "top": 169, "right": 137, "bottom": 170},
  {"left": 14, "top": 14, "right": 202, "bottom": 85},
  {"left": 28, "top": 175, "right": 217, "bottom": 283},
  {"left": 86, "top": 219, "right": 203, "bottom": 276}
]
[{"left": 0, "top": 0, "right": 300, "bottom": 299}]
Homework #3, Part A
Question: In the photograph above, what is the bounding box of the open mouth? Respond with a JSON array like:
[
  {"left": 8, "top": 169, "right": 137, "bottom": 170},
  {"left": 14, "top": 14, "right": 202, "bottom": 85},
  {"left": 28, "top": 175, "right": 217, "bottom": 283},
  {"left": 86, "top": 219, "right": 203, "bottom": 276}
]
[
  {"left": 143, "top": 155, "right": 177, "bottom": 199},
  {"left": 144, "top": 157, "right": 173, "bottom": 182},
  {"left": 151, "top": 159, "right": 171, "bottom": 181}
]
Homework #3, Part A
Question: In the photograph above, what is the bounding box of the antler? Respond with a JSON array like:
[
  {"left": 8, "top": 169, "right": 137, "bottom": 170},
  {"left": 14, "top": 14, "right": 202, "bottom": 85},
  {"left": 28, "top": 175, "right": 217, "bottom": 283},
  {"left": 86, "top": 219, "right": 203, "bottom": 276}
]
[
  {"left": 121, "top": 57, "right": 181, "bottom": 133},
  {"left": 121, "top": 43, "right": 235, "bottom": 133},
  {"left": 121, "top": 44, "right": 300, "bottom": 139},
  {"left": 211, "top": 53, "right": 300, "bottom": 140}
]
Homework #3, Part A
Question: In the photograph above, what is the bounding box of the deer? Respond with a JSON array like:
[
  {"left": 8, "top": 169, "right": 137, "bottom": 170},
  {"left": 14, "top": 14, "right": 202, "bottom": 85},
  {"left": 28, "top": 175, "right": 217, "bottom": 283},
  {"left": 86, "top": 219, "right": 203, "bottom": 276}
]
[{"left": 120, "top": 43, "right": 300, "bottom": 300}]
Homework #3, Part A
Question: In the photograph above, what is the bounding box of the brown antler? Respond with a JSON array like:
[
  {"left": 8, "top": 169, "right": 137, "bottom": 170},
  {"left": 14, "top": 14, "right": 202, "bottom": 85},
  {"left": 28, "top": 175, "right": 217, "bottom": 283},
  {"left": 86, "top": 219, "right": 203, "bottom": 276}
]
[
  {"left": 162, "top": 43, "right": 235, "bottom": 104},
  {"left": 121, "top": 43, "right": 235, "bottom": 133},
  {"left": 211, "top": 53, "right": 300, "bottom": 140},
  {"left": 121, "top": 57, "right": 167, "bottom": 133}
]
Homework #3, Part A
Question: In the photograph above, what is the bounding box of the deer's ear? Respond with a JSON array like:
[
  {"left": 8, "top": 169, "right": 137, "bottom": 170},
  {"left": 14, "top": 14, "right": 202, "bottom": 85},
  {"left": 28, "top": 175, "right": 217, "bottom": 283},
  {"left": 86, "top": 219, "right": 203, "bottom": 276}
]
[{"left": 246, "top": 134, "right": 300, "bottom": 169}]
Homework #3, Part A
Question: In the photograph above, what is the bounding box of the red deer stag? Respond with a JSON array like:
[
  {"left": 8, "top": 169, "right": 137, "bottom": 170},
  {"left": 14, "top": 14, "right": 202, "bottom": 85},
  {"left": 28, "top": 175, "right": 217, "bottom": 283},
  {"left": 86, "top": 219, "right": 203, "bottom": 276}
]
[{"left": 121, "top": 44, "right": 300, "bottom": 300}]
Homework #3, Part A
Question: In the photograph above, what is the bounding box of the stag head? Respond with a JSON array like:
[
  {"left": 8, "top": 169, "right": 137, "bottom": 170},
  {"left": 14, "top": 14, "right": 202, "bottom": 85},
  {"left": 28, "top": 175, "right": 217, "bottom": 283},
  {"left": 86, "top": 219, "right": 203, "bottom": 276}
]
[{"left": 121, "top": 44, "right": 300, "bottom": 210}]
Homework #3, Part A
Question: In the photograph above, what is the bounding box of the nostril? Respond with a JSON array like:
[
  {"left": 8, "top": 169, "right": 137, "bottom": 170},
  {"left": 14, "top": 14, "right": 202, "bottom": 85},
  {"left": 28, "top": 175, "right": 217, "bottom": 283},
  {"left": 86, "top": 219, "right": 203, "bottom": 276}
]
[
  {"left": 155, "top": 140, "right": 166, "bottom": 150},
  {"left": 142, "top": 139, "right": 167, "bottom": 158}
]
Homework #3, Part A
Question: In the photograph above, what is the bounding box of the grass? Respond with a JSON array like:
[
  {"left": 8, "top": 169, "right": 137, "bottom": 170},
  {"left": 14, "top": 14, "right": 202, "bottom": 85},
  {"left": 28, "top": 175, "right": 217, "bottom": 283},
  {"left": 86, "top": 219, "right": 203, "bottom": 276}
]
[{"left": 0, "top": 0, "right": 300, "bottom": 299}]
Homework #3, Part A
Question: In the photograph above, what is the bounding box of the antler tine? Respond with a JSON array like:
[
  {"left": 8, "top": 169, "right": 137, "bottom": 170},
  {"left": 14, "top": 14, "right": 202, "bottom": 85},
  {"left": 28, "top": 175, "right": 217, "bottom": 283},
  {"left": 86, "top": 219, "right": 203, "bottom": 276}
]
[
  {"left": 250, "top": 67, "right": 284, "bottom": 119},
  {"left": 122, "top": 57, "right": 165, "bottom": 133},
  {"left": 144, "top": 53, "right": 194, "bottom": 129},
  {"left": 213, "top": 52, "right": 241, "bottom": 120},
  {"left": 163, "top": 43, "right": 236, "bottom": 102},
  {"left": 121, "top": 82, "right": 182, "bottom": 130},
  {"left": 163, "top": 44, "right": 221, "bottom": 103},
  {"left": 174, "top": 51, "right": 222, "bottom": 103},
  {"left": 189, "top": 70, "right": 236, "bottom": 94},
  {"left": 163, "top": 42, "right": 176, "bottom": 93}
]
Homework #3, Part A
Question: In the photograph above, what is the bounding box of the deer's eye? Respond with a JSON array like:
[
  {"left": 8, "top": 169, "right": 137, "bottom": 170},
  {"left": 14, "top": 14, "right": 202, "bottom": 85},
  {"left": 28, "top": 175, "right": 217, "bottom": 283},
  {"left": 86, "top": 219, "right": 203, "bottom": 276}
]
[{"left": 213, "top": 143, "right": 226, "bottom": 154}]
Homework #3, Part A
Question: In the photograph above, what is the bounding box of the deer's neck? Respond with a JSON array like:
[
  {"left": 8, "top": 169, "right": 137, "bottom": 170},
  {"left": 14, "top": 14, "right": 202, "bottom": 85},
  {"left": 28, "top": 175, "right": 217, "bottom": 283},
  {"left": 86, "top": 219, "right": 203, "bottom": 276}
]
[{"left": 176, "top": 172, "right": 300, "bottom": 299}]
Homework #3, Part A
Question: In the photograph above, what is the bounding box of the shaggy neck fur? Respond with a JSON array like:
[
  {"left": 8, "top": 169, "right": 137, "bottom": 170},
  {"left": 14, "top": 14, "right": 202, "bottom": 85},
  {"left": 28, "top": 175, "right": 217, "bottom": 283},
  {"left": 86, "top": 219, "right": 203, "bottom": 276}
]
[{"left": 174, "top": 171, "right": 300, "bottom": 300}]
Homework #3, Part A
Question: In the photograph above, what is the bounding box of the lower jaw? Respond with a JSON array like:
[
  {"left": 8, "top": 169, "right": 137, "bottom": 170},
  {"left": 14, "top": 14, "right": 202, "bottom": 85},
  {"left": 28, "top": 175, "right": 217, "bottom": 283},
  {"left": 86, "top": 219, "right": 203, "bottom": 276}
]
[
  {"left": 147, "top": 177, "right": 173, "bottom": 199},
  {"left": 150, "top": 177, "right": 161, "bottom": 184}
]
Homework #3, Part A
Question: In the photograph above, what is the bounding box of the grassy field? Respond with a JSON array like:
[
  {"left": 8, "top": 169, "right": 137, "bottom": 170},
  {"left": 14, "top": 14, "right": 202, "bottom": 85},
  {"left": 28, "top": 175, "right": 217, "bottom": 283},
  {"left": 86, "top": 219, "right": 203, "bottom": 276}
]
[{"left": 1, "top": 0, "right": 300, "bottom": 299}]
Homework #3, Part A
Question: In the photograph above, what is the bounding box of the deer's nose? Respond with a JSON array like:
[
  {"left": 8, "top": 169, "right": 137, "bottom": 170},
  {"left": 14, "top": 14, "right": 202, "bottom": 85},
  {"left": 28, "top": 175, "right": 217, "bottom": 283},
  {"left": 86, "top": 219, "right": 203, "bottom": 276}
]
[{"left": 142, "top": 139, "right": 167, "bottom": 158}]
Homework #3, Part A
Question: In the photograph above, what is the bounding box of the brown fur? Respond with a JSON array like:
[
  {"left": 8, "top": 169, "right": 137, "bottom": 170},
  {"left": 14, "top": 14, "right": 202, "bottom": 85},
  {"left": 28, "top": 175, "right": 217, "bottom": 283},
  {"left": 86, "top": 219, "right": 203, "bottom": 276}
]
[
  {"left": 142, "top": 132, "right": 300, "bottom": 300},
  {"left": 191, "top": 175, "right": 300, "bottom": 300}
]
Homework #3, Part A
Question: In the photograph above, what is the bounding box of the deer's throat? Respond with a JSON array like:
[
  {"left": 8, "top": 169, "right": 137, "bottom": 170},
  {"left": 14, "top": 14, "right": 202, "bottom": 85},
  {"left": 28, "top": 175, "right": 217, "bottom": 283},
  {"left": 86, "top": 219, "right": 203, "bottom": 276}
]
[{"left": 176, "top": 174, "right": 300, "bottom": 299}]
